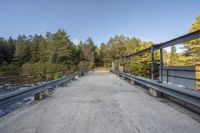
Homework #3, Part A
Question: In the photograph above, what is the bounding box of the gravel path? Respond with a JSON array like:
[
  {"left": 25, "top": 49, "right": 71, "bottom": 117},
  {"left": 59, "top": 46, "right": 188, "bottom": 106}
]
[{"left": 0, "top": 70, "right": 200, "bottom": 133}]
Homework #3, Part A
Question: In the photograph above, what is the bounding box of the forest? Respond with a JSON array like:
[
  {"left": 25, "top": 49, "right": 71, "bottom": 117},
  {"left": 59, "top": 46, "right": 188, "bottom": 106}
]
[{"left": 0, "top": 15, "right": 200, "bottom": 80}]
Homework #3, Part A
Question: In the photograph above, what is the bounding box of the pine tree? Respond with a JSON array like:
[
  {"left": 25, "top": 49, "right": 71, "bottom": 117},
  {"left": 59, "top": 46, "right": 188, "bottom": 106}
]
[
  {"left": 184, "top": 15, "right": 200, "bottom": 64},
  {"left": 14, "top": 35, "right": 31, "bottom": 65},
  {"left": 169, "top": 46, "right": 177, "bottom": 66}
]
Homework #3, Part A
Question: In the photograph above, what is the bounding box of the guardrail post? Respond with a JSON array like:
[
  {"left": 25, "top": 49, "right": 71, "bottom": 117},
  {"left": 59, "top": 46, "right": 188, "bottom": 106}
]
[
  {"left": 131, "top": 79, "right": 137, "bottom": 85},
  {"left": 151, "top": 46, "right": 154, "bottom": 80},
  {"left": 160, "top": 48, "right": 163, "bottom": 82},
  {"left": 149, "top": 88, "right": 161, "bottom": 97},
  {"left": 34, "top": 92, "right": 43, "bottom": 100},
  {"left": 34, "top": 86, "right": 55, "bottom": 100},
  {"left": 75, "top": 75, "right": 79, "bottom": 80}
]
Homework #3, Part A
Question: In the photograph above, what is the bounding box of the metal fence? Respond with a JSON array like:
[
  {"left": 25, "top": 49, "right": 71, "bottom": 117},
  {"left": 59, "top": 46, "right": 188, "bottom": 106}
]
[
  {"left": 0, "top": 68, "right": 86, "bottom": 109},
  {"left": 162, "top": 66, "right": 200, "bottom": 90},
  {"left": 113, "top": 70, "right": 200, "bottom": 113},
  {"left": 112, "top": 30, "right": 200, "bottom": 113},
  {"left": 0, "top": 68, "right": 79, "bottom": 85}
]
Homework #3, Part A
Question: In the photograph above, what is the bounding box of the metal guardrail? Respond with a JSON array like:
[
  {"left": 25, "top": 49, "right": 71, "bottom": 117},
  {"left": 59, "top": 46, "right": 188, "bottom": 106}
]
[
  {"left": 163, "top": 67, "right": 200, "bottom": 81},
  {"left": 161, "top": 66, "right": 200, "bottom": 90},
  {"left": 0, "top": 69, "right": 85, "bottom": 109},
  {"left": 0, "top": 67, "right": 78, "bottom": 85},
  {"left": 114, "top": 70, "right": 200, "bottom": 112},
  {"left": 115, "top": 29, "right": 200, "bottom": 80},
  {"left": 122, "top": 30, "right": 200, "bottom": 59},
  {"left": 112, "top": 30, "right": 200, "bottom": 113}
]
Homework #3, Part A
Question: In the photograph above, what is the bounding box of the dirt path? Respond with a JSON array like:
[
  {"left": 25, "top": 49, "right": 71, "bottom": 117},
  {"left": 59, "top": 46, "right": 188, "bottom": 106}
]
[{"left": 0, "top": 70, "right": 200, "bottom": 133}]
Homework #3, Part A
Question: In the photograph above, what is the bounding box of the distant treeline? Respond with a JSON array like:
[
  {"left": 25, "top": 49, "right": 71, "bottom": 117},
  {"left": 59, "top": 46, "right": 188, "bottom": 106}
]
[
  {"left": 0, "top": 15, "right": 200, "bottom": 79},
  {"left": 0, "top": 29, "right": 99, "bottom": 78}
]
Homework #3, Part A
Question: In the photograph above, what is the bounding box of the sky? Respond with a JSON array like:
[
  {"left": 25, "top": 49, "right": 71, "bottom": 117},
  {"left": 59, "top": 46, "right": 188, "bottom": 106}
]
[{"left": 0, "top": 0, "right": 200, "bottom": 52}]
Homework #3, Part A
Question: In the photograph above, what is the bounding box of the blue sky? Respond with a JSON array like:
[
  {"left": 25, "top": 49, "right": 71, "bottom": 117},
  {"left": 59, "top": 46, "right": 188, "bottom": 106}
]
[{"left": 0, "top": 0, "right": 200, "bottom": 50}]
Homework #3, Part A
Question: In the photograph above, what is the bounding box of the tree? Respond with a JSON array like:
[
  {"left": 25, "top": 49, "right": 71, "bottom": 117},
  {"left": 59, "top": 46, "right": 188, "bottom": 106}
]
[
  {"left": 14, "top": 35, "right": 31, "bottom": 65},
  {"left": 48, "top": 29, "right": 73, "bottom": 64},
  {"left": 106, "top": 35, "right": 129, "bottom": 61},
  {"left": 169, "top": 46, "right": 177, "bottom": 65},
  {"left": 98, "top": 43, "right": 106, "bottom": 66},
  {"left": 30, "top": 35, "right": 44, "bottom": 63},
  {"left": 83, "top": 38, "right": 96, "bottom": 69},
  {"left": 7, "top": 37, "right": 16, "bottom": 61},
  {"left": 184, "top": 15, "right": 200, "bottom": 64},
  {"left": 0, "top": 37, "right": 16, "bottom": 65},
  {"left": 0, "top": 37, "right": 7, "bottom": 65},
  {"left": 100, "top": 35, "right": 160, "bottom": 78}
]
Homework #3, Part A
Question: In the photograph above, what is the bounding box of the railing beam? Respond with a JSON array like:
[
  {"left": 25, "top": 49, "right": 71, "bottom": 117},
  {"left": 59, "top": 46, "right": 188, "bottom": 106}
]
[{"left": 118, "top": 30, "right": 200, "bottom": 60}]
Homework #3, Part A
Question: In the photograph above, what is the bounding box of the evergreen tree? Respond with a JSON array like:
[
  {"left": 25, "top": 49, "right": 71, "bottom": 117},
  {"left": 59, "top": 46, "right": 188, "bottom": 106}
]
[
  {"left": 98, "top": 43, "right": 106, "bottom": 66},
  {"left": 184, "top": 15, "right": 200, "bottom": 64},
  {"left": 14, "top": 35, "right": 31, "bottom": 65},
  {"left": 80, "top": 37, "right": 97, "bottom": 69},
  {"left": 30, "top": 35, "right": 44, "bottom": 63},
  {"left": 169, "top": 46, "right": 177, "bottom": 65}
]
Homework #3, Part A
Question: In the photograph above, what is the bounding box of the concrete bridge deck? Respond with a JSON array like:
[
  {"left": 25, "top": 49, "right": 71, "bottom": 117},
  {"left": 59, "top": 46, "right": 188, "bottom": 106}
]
[{"left": 0, "top": 70, "right": 200, "bottom": 133}]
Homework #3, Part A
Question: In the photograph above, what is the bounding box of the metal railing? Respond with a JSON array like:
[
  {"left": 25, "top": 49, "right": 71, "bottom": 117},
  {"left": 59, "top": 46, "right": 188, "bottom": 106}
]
[
  {"left": 0, "top": 67, "right": 79, "bottom": 85},
  {"left": 0, "top": 69, "right": 86, "bottom": 109},
  {"left": 113, "top": 30, "right": 200, "bottom": 113},
  {"left": 162, "top": 66, "right": 200, "bottom": 89},
  {"left": 119, "top": 72, "right": 200, "bottom": 108},
  {"left": 116, "top": 29, "right": 200, "bottom": 81}
]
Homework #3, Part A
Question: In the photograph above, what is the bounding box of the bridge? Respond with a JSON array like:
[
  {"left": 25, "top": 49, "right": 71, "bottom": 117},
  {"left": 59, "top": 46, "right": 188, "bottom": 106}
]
[
  {"left": 0, "top": 70, "right": 200, "bottom": 133},
  {"left": 0, "top": 30, "right": 200, "bottom": 133}
]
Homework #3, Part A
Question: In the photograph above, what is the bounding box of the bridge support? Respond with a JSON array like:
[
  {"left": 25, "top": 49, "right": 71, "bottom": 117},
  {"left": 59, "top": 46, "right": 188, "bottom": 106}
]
[
  {"left": 34, "top": 92, "right": 45, "bottom": 100},
  {"left": 131, "top": 80, "right": 134, "bottom": 85},
  {"left": 149, "top": 89, "right": 161, "bottom": 97},
  {"left": 34, "top": 88, "right": 55, "bottom": 100},
  {"left": 74, "top": 75, "right": 79, "bottom": 80},
  {"left": 130, "top": 80, "right": 138, "bottom": 85},
  {"left": 82, "top": 71, "right": 86, "bottom": 76}
]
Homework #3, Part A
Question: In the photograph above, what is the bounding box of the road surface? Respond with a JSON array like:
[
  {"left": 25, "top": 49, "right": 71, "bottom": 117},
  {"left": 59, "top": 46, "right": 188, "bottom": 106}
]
[{"left": 0, "top": 70, "right": 200, "bottom": 133}]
